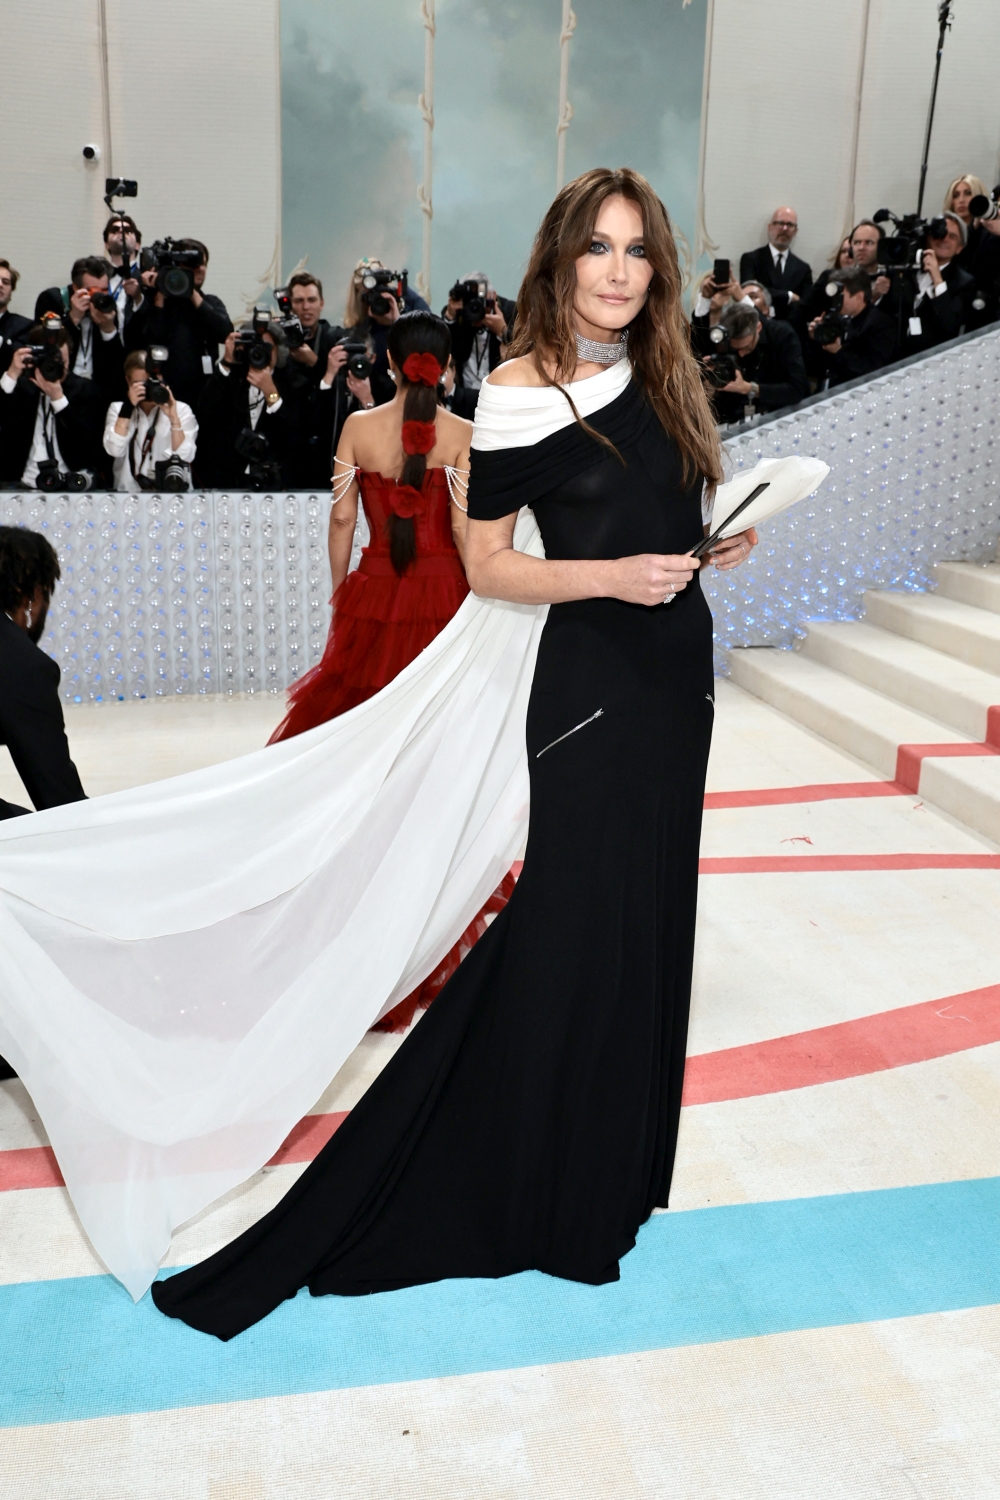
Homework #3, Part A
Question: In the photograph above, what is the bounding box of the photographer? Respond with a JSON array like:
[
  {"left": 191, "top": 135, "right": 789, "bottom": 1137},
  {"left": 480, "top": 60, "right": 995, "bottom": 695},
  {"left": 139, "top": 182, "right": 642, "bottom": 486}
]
[
  {"left": 808, "top": 269, "right": 896, "bottom": 386},
  {"left": 691, "top": 269, "right": 751, "bottom": 328},
  {"left": 342, "top": 258, "right": 430, "bottom": 404},
  {"left": 126, "top": 239, "right": 233, "bottom": 408},
  {"left": 897, "top": 212, "right": 975, "bottom": 355},
  {"left": 102, "top": 213, "right": 144, "bottom": 334},
  {"left": 705, "top": 302, "right": 808, "bottom": 425},
  {"left": 34, "top": 256, "right": 125, "bottom": 405},
  {"left": 196, "top": 315, "right": 301, "bottom": 489},
  {"left": 280, "top": 273, "right": 344, "bottom": 384},
  {"left": 103, "top": 350, "right": 198, "bottom": 492},
  {"left": 441, "top": 272, "right": 515, "bottom": 407},
  {"left": 439, "top": 354, "right": 478, "bottom": 418},
  {"left": 294, "top": 334, "right": 377, "bottom": 491},
  {"left": 0, "top": 324, "right": 105, "bottom": 488},
  {"left": 0, "top": 260, "right": 31, "bottom": 375},
  {"left": 0, "top": 525, "right": 86, "bottom": 822}
]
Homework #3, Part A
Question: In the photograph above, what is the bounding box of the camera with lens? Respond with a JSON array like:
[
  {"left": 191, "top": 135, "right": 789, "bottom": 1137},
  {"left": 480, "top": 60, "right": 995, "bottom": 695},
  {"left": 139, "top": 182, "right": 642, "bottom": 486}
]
[
  {"left": 449, "top": 278, "right": 496, "bottom": 324},
  {"left": 808, "top": 280, "right": 851, "bottom": 346},
  {"left": 692, "top": 324, "right": 738, "bottom": 389},
  {"left": 153, "top": 455, "right": 190, "bottom": 492},
  {"left": 35, "top": 458, "right": 87, "bottom": 493},
  {"left": 234, "top": 427, "right": 281, "bottom": 491},
  {"left": 88, "top": 288, "right": 118, "bottom": 315},
  {"left": 230, "top": 309, "right": 274, "bottom": 371},
  {"left": 337, "top": 339, "right": 374, "bottom": 381},
  {"left": 141, "top": 237, "right": 203, "bottom": 298},
  {"left": 143, "top": 345, "right": 171, "bottom": 406},
  {"left": 969, "top": 185, "right": 1000, "bottom": 223},
  {"left": 22, "top": 320, "right": 67, "bottom": 383},
  {"left": 873, "top": 208, "right": 949, "bottom": 269},
  {"left": 274, "top": 286, "right": 308, "bottom": 350},
  {"left": 360, "top": 268, "right": 407, "bottom": 318}
]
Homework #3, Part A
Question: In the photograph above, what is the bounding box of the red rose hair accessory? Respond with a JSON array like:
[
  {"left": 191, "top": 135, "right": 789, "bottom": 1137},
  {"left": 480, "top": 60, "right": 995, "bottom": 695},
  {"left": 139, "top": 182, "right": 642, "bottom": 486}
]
[
  {"left": 390, "top": 483, "right": 427, "bottom": 519},
  {"left": 401, "top": 419, "right": 436, "bottom": 456},
  {"left": 402, "top": 352, "right": 442, "bottom": 386}
]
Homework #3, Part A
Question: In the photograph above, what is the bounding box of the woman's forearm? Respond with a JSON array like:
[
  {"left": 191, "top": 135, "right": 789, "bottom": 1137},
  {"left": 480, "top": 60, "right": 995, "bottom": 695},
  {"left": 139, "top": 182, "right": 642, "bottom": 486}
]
[
  {"left": 328, "top": 516, "right": 356, "bottom": 594},
  {"left": 467, "top": 548, "right": 617, "bottom": 605}
]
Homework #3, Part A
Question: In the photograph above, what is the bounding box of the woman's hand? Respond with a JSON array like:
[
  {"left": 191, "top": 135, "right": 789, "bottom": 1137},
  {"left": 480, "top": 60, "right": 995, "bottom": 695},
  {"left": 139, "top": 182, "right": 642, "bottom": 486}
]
[
  {"left": 706, "top": 527, "right": 758, "bottom": 570},
  {"left": 607, "top": 552, "right": 696, "bottom": 606}
]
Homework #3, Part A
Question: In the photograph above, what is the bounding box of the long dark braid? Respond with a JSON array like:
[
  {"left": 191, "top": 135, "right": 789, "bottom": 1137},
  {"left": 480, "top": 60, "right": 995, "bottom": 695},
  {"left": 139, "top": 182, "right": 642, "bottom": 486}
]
[{"left": 386, "top": 312, "right": 452, "bottom": 576}]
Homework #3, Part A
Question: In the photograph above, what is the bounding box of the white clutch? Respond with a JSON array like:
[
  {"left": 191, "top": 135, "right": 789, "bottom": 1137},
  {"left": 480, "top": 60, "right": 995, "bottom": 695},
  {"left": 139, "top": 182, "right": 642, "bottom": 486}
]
[{"left": 705, "top": 456, "right": 830, "bottom": 545}]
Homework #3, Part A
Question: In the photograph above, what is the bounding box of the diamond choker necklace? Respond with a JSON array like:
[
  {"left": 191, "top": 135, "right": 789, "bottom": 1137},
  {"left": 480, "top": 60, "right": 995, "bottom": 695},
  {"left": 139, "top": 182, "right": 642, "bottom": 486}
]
[{"left": 575, "top": 329, "right": 629, "bottom": 365}]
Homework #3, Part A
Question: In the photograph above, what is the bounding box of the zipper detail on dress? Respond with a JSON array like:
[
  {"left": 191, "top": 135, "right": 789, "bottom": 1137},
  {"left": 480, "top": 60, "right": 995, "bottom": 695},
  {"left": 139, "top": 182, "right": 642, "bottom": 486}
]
[{"left": 536, "top": 708, "right": 604, "bottom": 758}]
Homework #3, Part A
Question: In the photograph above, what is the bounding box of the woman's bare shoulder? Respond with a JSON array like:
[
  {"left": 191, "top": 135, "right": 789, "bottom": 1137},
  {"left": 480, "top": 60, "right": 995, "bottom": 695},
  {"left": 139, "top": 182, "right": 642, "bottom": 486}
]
[
  {"left": 435, "top": 406, "right": 473, "bottom": 439},
  {"left": 484, "top": 356, "right": 547, "bottom": 389}
]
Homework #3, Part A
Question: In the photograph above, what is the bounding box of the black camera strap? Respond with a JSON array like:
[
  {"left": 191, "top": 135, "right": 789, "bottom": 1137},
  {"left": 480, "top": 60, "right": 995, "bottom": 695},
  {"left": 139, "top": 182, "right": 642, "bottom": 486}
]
[
  {"left": 42, "top": 398, "right": 58, "bottom": 463},
  {"left": 128, "top": 407, "right": 162, "bottom": 481}
]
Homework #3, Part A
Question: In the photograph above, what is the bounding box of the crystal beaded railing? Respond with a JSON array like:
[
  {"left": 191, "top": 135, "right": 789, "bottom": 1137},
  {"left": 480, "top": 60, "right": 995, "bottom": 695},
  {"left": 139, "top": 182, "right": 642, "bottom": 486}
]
[
  {"left": 703, "top": 324, "right": 1000, "bottom": 671},
  {"left": 2, "top": 327, "right": 998, "bottom": 699}
]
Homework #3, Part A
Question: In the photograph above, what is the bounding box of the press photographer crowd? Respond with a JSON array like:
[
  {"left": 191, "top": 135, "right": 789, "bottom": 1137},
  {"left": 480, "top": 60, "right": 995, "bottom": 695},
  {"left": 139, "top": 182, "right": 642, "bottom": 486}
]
[{"left": 1, "top": 171, "right": 999, "bottom": 492}]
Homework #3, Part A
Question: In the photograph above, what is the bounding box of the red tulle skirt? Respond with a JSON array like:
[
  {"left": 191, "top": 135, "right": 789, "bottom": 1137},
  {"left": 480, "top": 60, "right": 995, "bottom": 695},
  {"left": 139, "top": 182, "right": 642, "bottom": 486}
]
[{"left": 269, "top": 551, "right": 516, "bottom": 1033}]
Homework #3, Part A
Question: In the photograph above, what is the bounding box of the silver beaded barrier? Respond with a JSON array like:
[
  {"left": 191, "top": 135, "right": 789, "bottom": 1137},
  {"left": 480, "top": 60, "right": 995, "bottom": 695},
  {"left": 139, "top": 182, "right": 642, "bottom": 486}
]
[
  {"left": 2, "top": 327, "right": 998, "bottom": 700},
  {"left": 704, "top": 324, "right": 1000, "bottom": 672},
  {"left": 0, "top": 492, "right": 368, "bottom": 703}
]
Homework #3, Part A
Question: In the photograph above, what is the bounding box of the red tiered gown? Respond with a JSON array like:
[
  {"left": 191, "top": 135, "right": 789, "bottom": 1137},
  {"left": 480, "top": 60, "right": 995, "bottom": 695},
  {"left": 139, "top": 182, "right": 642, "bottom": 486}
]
[{"left": 269, "top": 468, "right": 515, "bottom": 1031}]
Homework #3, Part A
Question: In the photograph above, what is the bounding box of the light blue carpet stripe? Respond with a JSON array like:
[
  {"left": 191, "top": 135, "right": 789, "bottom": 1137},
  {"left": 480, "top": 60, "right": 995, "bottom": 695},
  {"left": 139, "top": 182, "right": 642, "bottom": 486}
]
[{"left": 3, "top": 1177, "right": 1000, "bottom": 1428}]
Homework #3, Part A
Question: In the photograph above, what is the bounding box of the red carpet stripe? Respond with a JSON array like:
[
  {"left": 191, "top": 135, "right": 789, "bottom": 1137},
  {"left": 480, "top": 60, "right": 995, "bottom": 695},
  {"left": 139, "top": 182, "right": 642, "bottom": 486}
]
[
  {"left": 704, "top": 782, "right": 907, "bottom": 809},
  {"left": 682, "top": 981, "right": 1000, "bottom": 1105},
  {"left": 699, "top": 852, "right": 1000, "bottom": 874},
  {"left": 895, "top": 739, "right": 999, "bottom": 792}
]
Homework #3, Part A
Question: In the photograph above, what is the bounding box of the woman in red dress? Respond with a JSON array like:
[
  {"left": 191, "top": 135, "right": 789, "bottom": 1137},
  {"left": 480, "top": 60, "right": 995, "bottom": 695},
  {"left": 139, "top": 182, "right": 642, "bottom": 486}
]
[{"left": 269, "top": 311, "right": 514, "bottom": 1030}]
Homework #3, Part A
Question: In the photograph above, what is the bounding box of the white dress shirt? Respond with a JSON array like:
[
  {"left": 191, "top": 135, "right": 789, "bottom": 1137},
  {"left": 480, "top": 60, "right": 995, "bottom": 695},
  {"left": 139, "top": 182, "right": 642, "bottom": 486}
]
[
  {"left": 103, "top": 400, "right": 198, "bottom": 492},
  {"left": 72, "top": 316, "right": 118, "bottom": 379},
  {"left": 769, "top": 245, "right": 788, "bottom": 279},
  {"left": 0, "top": 370, "right": 74, "bottom": 487}
]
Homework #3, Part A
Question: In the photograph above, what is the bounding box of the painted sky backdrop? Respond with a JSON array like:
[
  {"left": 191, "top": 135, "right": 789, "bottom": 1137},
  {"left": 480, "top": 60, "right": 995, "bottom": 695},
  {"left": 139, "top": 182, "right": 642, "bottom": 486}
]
[{"left": 280, "top": 0, "right": 707, "bottom": 319}]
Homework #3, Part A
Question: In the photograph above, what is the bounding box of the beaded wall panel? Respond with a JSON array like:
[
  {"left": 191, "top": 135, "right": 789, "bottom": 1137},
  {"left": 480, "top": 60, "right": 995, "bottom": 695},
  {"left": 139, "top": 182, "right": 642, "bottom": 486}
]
[
  {"left": 3, "top": 329, "right": 998, "bottom": 699},
  {"left": 703, "top": 327, "right": 1000, "bottom": 669}
]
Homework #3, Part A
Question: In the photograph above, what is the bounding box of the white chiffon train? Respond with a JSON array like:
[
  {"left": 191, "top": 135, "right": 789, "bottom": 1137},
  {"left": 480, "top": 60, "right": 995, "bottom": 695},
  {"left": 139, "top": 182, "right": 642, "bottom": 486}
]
[{"left": 0, "top": 513, "right": 548, "bottom": 1299}]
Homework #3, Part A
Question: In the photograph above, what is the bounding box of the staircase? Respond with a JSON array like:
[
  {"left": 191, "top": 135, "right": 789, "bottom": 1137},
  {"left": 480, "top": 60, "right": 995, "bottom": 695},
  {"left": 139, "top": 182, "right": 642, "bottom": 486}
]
[{"left": 727, "top": 560, "right": 1000, "bottom": 844}]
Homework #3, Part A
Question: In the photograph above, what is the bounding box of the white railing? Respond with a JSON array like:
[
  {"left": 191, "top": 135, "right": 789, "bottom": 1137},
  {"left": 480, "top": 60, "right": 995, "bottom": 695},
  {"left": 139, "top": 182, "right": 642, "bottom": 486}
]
[
  {"left": 704, "top": 324, "right": 1000, "bottom": 671},
  {"left": 4, "top": 327, "right": 999, "bottom": 701}
]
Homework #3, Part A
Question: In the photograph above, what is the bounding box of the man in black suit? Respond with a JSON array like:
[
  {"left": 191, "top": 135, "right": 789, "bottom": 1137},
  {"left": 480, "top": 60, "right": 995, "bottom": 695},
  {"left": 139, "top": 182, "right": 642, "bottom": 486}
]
[
  {"left": 0, "top": 525, "right": 86, "bottom": 820},
  {"left": 442, "top": 273, "right": 516, "bottom": 409},
  {"left": 0, "top": 327, "right": 106, "bottom": 486},
  {"left": 34, "top": 256, "right": 126, "bottom": 407},
  {"left": 740, "top": 207, "right": 813, "bottom": 320},
  {"left": 0, "top": 524, "right": 86, "bottom": 1080},
  {"left": 196, "top": 319, "right": 302, "bottom": 489},
  {"left": 0, "top": 260, "right": 31, "bottom": 376},
  {"left": 125, "top": 239, "right": 233, "bottom": 409},
  {"left": 896, "top": 213, "right": 976, "bottom": 356},
  {"left": 808, "top": 269, "right": 897, "bottom": 386},
  {"left": 708, "top": 302, "right": 809, "bottom": 424}
]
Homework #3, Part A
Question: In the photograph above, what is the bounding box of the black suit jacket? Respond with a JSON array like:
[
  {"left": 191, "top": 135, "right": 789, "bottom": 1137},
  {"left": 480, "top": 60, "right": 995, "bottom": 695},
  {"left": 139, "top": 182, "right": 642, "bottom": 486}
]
[
  {"left": 821, "top": 304, "right": 898, "bottom": 385},
  {"left": 711, "top": 317, "right": 810, "bottom": 424},
  {"left": 125, "top": 289, "right": 233, "bottom": 408},
  {"left": 195, "top": 365, "right": 302, "bottom": 489},
  {"left": 897, "top": 261, "right": 976, "bottom": 355},
  {"left": 739, "top": 246, "right": 813, "bottom": 318},
  {"left": 33, "top": 287, "right": 126, "bottom": 406},
  {"left": 0, "top": 371, "right": 106, "bottom": 484},
  {"left": 0, "top": 309, "right": 32, "bottom": 376},
  {"left": 0, "top": 612, "right": 86, "bottom": 819},
  {"left": 444, "top": 296, "right": 517, "bottom": 388},
  {"left": 957, "top": 226, "right": 1000, "bottom": 329}
]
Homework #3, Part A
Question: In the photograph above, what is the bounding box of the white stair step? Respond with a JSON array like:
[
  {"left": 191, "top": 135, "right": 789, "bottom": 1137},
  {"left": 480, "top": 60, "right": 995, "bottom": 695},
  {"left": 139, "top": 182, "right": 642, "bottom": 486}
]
[
  {"left": 802, "top": 621, "right": 999, "bottom": 742},
  {"left": 919, "top": 755, "right": 1000, "bottom": 848},
  {"left": 863, "top": 591, "right": 1000, "bottom": 674},
  {"left": 726, "top": 648, "right": 966, "bottom": 780},
  {"left": 934, "top": 561, "right": 1000, "bottom": 615}
]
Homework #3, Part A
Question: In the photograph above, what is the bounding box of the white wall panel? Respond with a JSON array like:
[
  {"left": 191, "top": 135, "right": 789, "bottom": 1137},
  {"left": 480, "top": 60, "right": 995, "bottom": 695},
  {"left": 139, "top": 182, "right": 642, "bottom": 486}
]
[{"left": 0, "top": 0, "right": 280, "bottom": 324}]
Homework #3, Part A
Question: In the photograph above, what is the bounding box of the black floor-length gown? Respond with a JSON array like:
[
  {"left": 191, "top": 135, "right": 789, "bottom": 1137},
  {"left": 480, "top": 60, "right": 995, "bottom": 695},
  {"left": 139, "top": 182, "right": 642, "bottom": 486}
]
[{"left": 152, "top": 374, "right": 715, "bottom": 1339}]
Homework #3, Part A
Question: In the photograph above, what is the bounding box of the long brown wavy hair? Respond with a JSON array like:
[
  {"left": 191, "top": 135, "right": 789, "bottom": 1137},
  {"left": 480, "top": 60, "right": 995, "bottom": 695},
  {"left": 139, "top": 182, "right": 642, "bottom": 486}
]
[{"left": 507, "top": 167, "right": 723, "bottom": 490}]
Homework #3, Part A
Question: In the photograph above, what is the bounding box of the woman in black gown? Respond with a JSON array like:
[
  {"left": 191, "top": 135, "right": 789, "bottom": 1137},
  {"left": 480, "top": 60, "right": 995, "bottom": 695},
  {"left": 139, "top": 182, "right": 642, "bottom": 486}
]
[{"left": 152, "top": 168, "right": 758, "bottom": 1339}]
